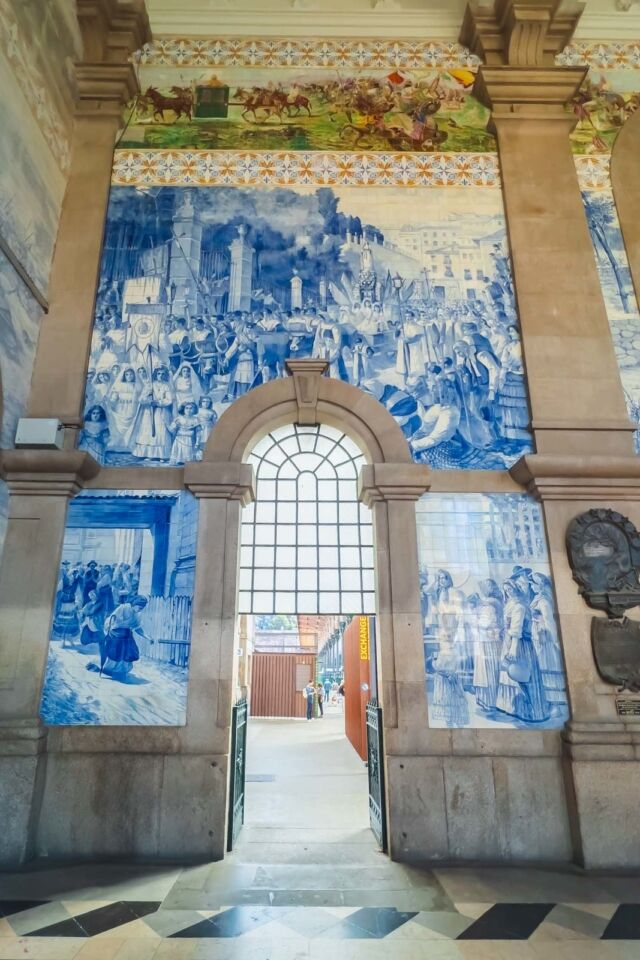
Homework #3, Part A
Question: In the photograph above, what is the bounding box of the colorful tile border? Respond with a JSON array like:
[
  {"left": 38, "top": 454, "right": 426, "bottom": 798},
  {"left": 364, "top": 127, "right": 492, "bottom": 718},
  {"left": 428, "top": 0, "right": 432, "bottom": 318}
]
[
  {"left": 111, "top": 149, "right": 500, "bottom": 187},
  {"left": 574, "top": 153, "right": 611, "bottom": 190},
  {"left": 0, "top": 0, "right": 71, "bottom": 173},
  {"left": 139, "top": 36, "right": 640, "bottom": 71},
  {"left": 559, "top": 41, "right": 640, "bottom": 70},
  {"left": 138, "top": 37, "right": 480, "bottom": 69}
]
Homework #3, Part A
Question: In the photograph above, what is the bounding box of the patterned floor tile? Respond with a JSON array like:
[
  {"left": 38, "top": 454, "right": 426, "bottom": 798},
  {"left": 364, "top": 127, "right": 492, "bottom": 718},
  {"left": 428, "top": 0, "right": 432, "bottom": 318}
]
[
  {"left": 28, "top": 903, "right": 161, "bottom": 938},
  {"left": 170, "top": 906, "right": 277, "bottom": 939},
  {"left": 6, "top": 902, "right": 75, "bottom": 937},
  {"left": 530, "top": 903, "right": 612, "bottom": 940},
  {"left": 142, "top": 910, "right": 217, "bottom": 938},
  {"left": 0, "top": 901, "right": 50, "bottom": 918},
  {"left": 341, "top": 906, "right": 417, "bottom": 937},
  {"left": 413, "top": 910, "right": 477, "bottom": 939},
  {"left": 278, "top": 906, "right": 347, "bottom": 937},
  {"left": 457, "top": 903, "right": 555, "bottom": 940},
  {"left": 603, "top": 905, "right": 640, "bottom": 939}
]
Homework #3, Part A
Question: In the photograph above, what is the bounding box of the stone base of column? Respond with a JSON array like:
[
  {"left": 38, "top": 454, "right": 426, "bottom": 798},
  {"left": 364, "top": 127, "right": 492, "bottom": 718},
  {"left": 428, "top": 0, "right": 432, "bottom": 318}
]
[
  {"left": 0, "top": 721, "right": 48, "bottom": 866},
  {"left": 563, "top": 720, "right": 640, "bottom": 868}
]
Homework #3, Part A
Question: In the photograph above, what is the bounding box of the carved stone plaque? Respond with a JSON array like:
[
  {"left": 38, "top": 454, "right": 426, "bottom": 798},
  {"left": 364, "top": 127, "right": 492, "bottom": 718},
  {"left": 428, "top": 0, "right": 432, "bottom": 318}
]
[
  {"left": 566, "top": 509, "right": 640, "bottom": 618},
  {"left": 591, "top": 617, "right": 640, "bottom": 692},
  {"left": 616, "top": 698, "right": 640, "bottom": 718}
]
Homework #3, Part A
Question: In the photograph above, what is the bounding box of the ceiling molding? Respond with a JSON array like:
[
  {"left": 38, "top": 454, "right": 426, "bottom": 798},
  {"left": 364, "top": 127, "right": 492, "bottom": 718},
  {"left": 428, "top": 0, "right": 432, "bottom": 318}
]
[{"left": 145, "top": 1, "right": 640, "bottom": 42}]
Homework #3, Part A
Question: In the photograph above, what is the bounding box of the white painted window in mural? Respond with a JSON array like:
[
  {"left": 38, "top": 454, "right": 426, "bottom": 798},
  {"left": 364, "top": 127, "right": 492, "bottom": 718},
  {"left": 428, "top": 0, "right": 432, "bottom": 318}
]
[
  {"left": 239, "top": 423, "right": 374, "bottom": 615},
  {"left": 417, "top": 493, "right": 568, "bottom": 730},
  {"left": 39, "top": 490, "right": 197, "bottom": 726}
]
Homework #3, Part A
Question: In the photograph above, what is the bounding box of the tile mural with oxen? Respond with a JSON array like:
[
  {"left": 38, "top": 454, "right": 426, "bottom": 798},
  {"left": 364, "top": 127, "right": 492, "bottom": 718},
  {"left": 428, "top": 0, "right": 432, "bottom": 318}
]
[
  {"left": 79, "top": 184, "right": 532, "bottom": 470},
  {"left": 417, "top": 493, "right": 569, "bottom": 730},
  {"left": 40, "top": 489, "right": 198, "bottom": 726}
]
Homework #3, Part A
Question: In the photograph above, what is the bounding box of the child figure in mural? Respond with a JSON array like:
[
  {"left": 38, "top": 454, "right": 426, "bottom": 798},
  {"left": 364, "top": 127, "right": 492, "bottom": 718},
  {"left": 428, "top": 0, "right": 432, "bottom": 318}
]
[
  {"left": 169, "top": 401, "right": 200, "bottom": 465},
  {"left": 496, "top": 579, "right": 549, "bottom": 722},
  {"left": 429, "top": 640, "right": 470, "bottom": 727},
  {"left": 196, "top": 395, "right": 217, "bottom": 459},
  {"left": 82, "top": 405, "right": 110, "bottom": 463},
  {"left": 99, "top": 592, "right": 150, "bottom": 679}
]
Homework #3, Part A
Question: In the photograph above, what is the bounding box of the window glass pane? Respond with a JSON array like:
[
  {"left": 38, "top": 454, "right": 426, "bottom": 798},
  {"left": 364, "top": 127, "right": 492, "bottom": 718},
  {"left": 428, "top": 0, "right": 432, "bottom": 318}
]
[
  {"left": 302, "top": 503, "right": 317, "bottom": 523},
  {"left": 278, "top": 479, "right": 296, "bottom": 500},
  {"left": 280, "top": 435, "right": 300, "bottom": 456},
  {"left": 340, "top": 547, "right": 360, "bottom": 567},
  {"left": 238, "top": 591, "right": 252, "bottom": 612},
  {"left": 297, "top": 592, "right": 318, "bottom": 614},
  {"left": 316, "top": 460, "right": 336, "bottom": 479},
  {"left": 240, "top": 546, "right": 253, "bottom": 567},
  {"left": 255, "top": 546, "right": 275, "bottom": 566},
  {"left": 253, "top": 592, "right": 274, "bottom": 612},
  {"left": 361, "top": 547, "right": 375, "bottom": 568},
  {"left": 342, "top": 569, "right": 361, "bottom": 591},
  {"left": 254, "top": 569, "right": 274, "bottom": 591},
  {"left": 341, "top": 592, "right": 363, "bottom": 612},
  {"left": 319, "top": 525, "right": 338, "bottom": 545},
  {"left": 361, "top": 526, "right": 374, "bottom": 545},
  {"left": 339, "top": 503, "right": 359, "bottom": 524},
  {"left": 339, "top": 480, "right": 357, "bottom": 501},
  {"left": 299, "top": 525, "right": 318, "bottom": 545},
  {"left": 255, "top": 525, "right": 274, "bottom": 545},
  {"left": 362, "top": 569, "right": 375, "bottom": 591},
  {"left": 319, "top": 593, "right": 339, "bottom": 613},
  {"left": 277, "top": 502, "right": 296, "bottom": 524},
  {"left": 250, "top": 435, "right": 274, "bottom": 459},
  {"left": 276, "top": 525, "right": 296, "bottom": 545},
  {"left": 359, "top": 503, "right": 371, "bottom": 523},
  {"left": 318, "top": 480, "right": 337, "bottom": 501},
  {"left": 257, "top": 461, "right": 277, "bottom": 479},
  {"left": 276, "top": 546, "right": 296, "bottom": 566},
  {"left": 298, "top": 569, "right": 318, "bottom": 592},
  {"left": 336, "top": 460, "right": 357, "bottom": 478},
  {"left": 239, "top": 569, "right": 252, "bottom": 590},
  {"left": 319, "top": 546, "right": 339, "bottom": 567},
  {"left": 275, "top": 592, "right": 296, "bottom": 613},
  {"left": 265, "top": 444, "right": 286, "bottom": 466},
  {"left": 340, "top": 526, "right": 359, "bottom": 545},
  {"left": 243, "top": 503, "right": 255, "bottom": 523},
  {"left": 322, "top": 569, "right": 340, "bottom": 590},
  {"left": 276, "top": 569, "right": 296, "bottom": 590},
  {"left": 279, "top": 459, "right": 298, "bottom": 480},
  {"left": 341, "top": 435, "right": 364, "bottom": 459},
  {"left": 255, "top": 502, "right": 275, "bottom": 524},
  {"left": 298, "top": 472, "right": 317, "bottom": 501},
  {"left": 298, "top": 433, "right": 317, "bottom": 452},
  {"left": 315, "top": 436, "right": 335, "bottom": 456},
  {"left": 297, "top": 546, "right": 317, "bottom": 567},
  {"left": 241, "top": 525, "right": 254, "bottom": 545},
  {"left": 318, "top": 503, "right": 337, "bottom": 524},
  {"left": 362, "top": 592, "right": 376, "bottom": 613}
]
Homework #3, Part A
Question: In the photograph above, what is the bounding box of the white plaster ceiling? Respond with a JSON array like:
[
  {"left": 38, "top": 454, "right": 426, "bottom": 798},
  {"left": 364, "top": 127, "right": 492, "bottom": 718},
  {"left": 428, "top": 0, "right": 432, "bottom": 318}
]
[{"left": 145, "top": 0, "right": 640, "bottom": 39}]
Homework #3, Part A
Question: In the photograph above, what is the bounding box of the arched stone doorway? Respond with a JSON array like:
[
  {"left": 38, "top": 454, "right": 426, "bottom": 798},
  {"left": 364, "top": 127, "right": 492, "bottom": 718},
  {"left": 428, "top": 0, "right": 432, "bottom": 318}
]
[{"left": 184, "top": 360, "right": 430, "bottom": 859}]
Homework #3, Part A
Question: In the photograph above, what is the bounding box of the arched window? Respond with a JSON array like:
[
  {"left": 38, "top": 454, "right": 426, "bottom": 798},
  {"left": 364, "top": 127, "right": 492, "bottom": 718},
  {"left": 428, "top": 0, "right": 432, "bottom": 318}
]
[{"left": 238, "top": 423, "right": 375, "bottom": 615}]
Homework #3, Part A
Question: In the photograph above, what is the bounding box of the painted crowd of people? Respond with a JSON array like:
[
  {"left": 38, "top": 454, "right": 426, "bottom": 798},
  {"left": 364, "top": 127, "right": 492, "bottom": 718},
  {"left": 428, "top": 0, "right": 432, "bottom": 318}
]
[
  {"left": 52, "top": 558, "right": 150, "bottom": 680},
  {"left": 81, "top": 235, "right": 529, "bottom": 469},
  {"left": 421, "top": 566, "right": 567, "bottom": 727}
]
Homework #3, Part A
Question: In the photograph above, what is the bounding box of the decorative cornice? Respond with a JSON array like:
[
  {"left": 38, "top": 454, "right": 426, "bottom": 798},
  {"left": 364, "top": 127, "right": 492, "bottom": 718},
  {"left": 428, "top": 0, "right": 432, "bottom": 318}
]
[
  {"left": 112, "top": 150, "right": 501, "bottom": 187},
  {"left": 473, "top": 64, "right": 587, "bottom": 121},
  {"left": 359, "top": 463, "right": 431, "bottom": 505},
  {"left": 0, "top": 450, "right": 101, "bottom": 497},
  {"left": 75, "top": 62, "right": 141, "bottom": 117},
  {"left": 77, "top": 0, "right": 151, "bottom": 62},
  {"left": 183, "top": 461, "right": 255, "bottom": 501},
  {"left": 460, "top": 0, "right": 584, "bottom": 67},
  {"left": 286, "top": 359, "right": 329, "bottom": 425},
  {"left": 509, "top": 454, "right": 640, "bottom": 501}
]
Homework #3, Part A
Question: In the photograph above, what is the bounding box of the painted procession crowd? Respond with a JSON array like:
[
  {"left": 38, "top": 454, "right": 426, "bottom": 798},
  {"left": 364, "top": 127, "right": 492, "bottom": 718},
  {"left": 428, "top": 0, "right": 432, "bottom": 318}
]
[
  {"left": 80, "top": 185, "right": 531, "bottom": 470},
  {"left": 418, "top": 495, "right": 568, "bottom": 730}
]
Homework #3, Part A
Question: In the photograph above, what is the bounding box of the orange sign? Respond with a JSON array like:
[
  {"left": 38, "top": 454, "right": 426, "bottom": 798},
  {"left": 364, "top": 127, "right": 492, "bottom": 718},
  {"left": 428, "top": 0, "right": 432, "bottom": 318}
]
[{"left": 359, "top": 616, "right": 370, "bottom": 661}]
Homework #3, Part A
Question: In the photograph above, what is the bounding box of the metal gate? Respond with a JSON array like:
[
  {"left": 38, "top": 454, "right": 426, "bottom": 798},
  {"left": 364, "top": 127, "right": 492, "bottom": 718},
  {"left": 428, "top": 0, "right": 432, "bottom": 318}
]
[
  {"left": 227, "top": 698, "right": 248, "bottom": 852},
  {"left": 366, "top": 699, "right": 387, "bottom": 852}
]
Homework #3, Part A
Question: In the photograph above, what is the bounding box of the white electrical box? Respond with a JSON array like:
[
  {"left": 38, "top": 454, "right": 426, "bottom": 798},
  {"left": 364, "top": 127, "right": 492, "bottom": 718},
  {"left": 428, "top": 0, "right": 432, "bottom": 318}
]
[{"left": 14, "top": 418, "right": 65, "bottom": 450}]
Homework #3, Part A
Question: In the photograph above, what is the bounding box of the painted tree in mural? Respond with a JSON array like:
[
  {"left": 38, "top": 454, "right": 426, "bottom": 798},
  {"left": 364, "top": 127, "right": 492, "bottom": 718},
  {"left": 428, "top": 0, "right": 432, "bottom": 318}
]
[{"left": 582, "top": 192, "right": 630, "bottom": 312}]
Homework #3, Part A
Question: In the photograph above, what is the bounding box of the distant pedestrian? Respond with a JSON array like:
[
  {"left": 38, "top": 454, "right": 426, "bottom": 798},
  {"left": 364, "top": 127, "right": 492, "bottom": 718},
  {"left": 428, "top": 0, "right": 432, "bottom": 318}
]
[
  {"left": 316, "top": 682, "right": 324, "bottom": 717},
  {"left": 303, "top": 681, "right": 315, "bottom": 720}
]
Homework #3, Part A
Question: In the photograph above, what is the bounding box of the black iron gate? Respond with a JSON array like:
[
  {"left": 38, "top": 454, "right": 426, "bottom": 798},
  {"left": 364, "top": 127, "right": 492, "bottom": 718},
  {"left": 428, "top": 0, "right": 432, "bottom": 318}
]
[
  {"left": 366, "top": 699, "right": 387, "bottom": 852},
  {"left": 227, "top": 697, "right": 248, "bottom": 852}
]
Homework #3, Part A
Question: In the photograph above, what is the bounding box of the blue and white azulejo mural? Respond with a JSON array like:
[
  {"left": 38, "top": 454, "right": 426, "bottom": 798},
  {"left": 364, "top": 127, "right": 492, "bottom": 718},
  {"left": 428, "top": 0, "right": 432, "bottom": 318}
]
[
  {"left": 40, "top": 489, "right": 197, "bottom": 726},
  {"left": 79, "top": 185, "right": 532, "bottom": 470},
  {"left": 417, "top": 493, "right": 569, "bottom": 730}
]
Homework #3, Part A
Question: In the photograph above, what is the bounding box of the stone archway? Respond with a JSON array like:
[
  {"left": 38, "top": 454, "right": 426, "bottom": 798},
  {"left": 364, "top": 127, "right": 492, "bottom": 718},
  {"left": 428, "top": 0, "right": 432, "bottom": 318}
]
[
  {"left": 611, "top": 108, "right": 640, "bottom": 308},
  {"left": 184, "top": 361, "right": 431, "bottom": 859}
]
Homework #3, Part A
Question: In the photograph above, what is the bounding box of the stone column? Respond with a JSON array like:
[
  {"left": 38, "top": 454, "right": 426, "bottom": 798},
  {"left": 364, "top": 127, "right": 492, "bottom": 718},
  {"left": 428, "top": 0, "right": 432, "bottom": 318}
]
[
  {"left": 290, "top": 271, "right": 303, "bottom": 310},
  {"left": 228, "top": 225, "right": 254, "bottom": 313},
  {"left": 461, "top": 0, "right": 635, "bottom": 457},
  {"left": 27, "top": 0, "right": 151, "bottom": 436},
  {"left": 0, "top": 450, "right": 99, "bottom": 864},
  {"left": 360, "top": 462, "right": 431, "bottom": 860},
  {"left": 170, "top": 189, "right": 203, "bottom": 318},
  {"left": 184, "top": 459, "right": 254, "bottom": 858}
]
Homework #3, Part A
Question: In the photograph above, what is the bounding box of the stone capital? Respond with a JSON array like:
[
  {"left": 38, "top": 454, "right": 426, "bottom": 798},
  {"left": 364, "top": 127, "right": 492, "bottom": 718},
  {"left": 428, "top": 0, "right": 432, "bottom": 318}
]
[
  {"left": 473, "top": 64, "right": 587, "bottom": 123},
  {"left": 460, "top": 0, "right": 584, "bottom": 67},
  {"left": 0, "top": 450, "right": 100, "bottom": 497},
  {"left": 77, "top": 0, "right": 151, "bottom": 64},
  {"left": 74, "top": 62, "right": 140, "bottom": 118},
  {"left": 286, "top": 359, "right": 329, "bottom": 425},
  {"left": 184, "top": 461, "right": 255, "bottom": 503},
  {"left": 359, "top": 463, "right": 431, "bottom": 506},
  {"left": 510, "top": 454, "right": 640, "bottom": 501}
]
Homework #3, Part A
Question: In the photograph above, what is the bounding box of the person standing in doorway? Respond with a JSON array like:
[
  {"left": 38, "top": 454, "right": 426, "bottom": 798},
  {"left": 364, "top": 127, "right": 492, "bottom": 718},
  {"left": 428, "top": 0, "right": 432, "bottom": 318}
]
[
  {"left": 303, "top": 681, "right": 315, "bottom": 720},
  {"left": 316, "top": 682, "right": 324, "bottom": 718}
]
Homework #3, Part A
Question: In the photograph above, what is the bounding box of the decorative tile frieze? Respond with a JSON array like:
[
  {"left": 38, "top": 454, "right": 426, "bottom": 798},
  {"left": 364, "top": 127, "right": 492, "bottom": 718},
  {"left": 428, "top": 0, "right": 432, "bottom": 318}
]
[
  {"left": 111, "top": 149, "right": 501, "bottom": 187},
  {"left": 574, "top": 154, "right": 612, "bottom": 191},
  {"left": 558, "top": 41, "right": 640, "bottom": 69}
]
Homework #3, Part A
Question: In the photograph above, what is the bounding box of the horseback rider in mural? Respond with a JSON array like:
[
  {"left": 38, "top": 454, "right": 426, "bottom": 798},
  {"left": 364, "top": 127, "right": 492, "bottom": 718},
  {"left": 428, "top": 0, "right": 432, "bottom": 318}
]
[{"left": 81, "top": 185, "right": 530, "bottom": 471}]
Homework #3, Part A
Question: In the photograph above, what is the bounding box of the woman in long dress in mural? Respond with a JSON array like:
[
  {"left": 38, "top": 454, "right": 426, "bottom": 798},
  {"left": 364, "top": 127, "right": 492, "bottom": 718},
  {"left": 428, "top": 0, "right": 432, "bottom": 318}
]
[
  {"left": 496, "top": 327, "right": 530, "bottom": 442},
  {"left": 79, "top": 589, "right": 105, "bottom": 649},
  {"left": 100, "top": 592, "right": 150, "bottom": 679},
  {"left": 52, "top": 561, "right": 81, "bottom": 646},
  {"left": 530, "top": 572, "right": 567, "bottom": 711},
  {"left": 395, "top": 309, "right": 426, "bottom": 386},
  {"left": 496, "top": 579, "right": 549, "bottom": 723},
  {"left": 130, "top": 365, "right": 175, "bottom": 461},
  {"left": 108, "top": 367, "right": 139, "bottom": 450},
  {"left": 173, "top": 361, "right": 202, "bottom": 413},
  {"left": 473, "top": 578, "right": 504, "bottom": 712},
  {"left": 95, "top": 565, "right": 116, "bottom": 620},
  {"left": 196, "top": 395, "right": 217, "bottom": 459}
]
